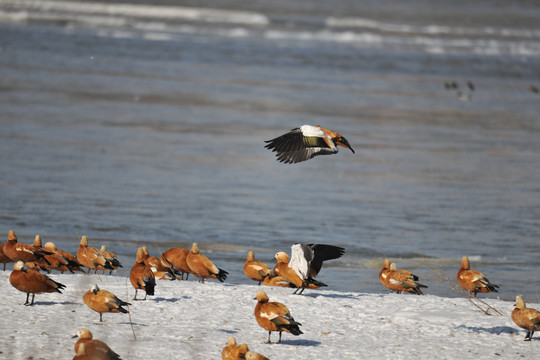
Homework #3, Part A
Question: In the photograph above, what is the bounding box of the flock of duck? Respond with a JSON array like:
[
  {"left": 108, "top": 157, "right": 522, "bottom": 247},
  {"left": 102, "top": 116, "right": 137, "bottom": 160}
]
[{"left": 2, "top": 125, "right": 539, "bottom": 359}]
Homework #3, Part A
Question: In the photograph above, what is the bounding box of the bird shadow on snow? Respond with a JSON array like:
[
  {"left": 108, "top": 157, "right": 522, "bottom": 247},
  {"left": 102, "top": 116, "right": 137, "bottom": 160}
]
[
  {"left": 457, "top": 325, "right": 518, "bottom": 335},
  {"left": 279, "top": 339, "right": 321, "bottom": 347},
  {"left": 33, "top": 300, "right": 79, "bottom": 306},
  {"left": 152, "top": 296, "right": 190, "bottom": 303},
  {"left": 302, "top": 292, "right": 362, "bottom": 300}
]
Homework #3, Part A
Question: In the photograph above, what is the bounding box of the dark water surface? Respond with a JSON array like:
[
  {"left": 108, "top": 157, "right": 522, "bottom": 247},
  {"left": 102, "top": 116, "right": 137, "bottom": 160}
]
[{"left": 1, "top": 0, "right": 539, "bottom": 301}]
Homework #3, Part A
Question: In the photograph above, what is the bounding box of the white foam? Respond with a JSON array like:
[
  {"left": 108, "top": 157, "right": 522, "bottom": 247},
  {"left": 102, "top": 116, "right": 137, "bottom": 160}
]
[{"left": 0, "top": 0, "right": 269, "bottom": 25}]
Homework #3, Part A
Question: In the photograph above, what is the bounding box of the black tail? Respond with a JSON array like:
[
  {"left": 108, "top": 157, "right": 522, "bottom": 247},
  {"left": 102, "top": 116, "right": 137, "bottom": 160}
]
[
  {"left": 306, "top": 277, "right": 327, "bottom": 287},
  {"left": 53, "top": 279, "right": 66, "bottom": 293},
  {"left": 282, "top": 323, "right": 303, "bottom": 336},
  {"left": 216, "top": 268, "right": 228, "bottom": 282},
  {"left": 143, "top": 276, "right": 156, "bottom": 296},
  {"left": 110, "top": 258, "right": 122, "bottom": 268}
]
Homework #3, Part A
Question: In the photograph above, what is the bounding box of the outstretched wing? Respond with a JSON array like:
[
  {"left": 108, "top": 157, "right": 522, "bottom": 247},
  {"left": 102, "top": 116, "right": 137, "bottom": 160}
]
[
  {"left": 307, "top": 244, "right": 345, "bottom": 277},
  {"left": 264, "top": 127, "right": 336, "bottom": 164}
]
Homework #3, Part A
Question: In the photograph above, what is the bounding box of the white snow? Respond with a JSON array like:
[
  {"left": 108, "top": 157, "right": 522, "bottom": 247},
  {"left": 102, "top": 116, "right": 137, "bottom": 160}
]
[{"left": 1, "top": 271, "right": 539, "bottom": 359}]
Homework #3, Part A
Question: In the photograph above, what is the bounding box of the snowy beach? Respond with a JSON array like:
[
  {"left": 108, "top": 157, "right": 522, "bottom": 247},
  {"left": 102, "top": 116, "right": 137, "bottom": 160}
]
[
  {"left": 1, "top": 0, "right": 540, "bottom": 358},
  {"left": 1, "top": 270, "right": 539, "bottom": 359}
]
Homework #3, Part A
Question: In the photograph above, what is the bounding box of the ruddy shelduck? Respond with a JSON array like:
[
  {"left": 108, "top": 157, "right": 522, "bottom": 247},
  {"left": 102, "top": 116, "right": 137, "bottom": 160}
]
[
  {"left": 245, "top": 351, "right": 270, "bottom": 360},
  {"left": 31, "top": 235, "right": 71, "bottom": 273},
  {"left": 221, "top": 336, "right": 249, "bottom": 360},
  {"left": 73, "top": 328, "right": 122, "bottom": 360},
  {"left": 274, "top": 251, "right": 325, "bottom": 294},
  {"left": 243, "top": 251, "right": 272, "bottom": 285},
  {"left": 384, "top": 263, "right": 427, "bottom": 295},
  {"left": 142, "top": 246, "right": 179, "bottom": 280},
  {"left": 162, "top": 247, "right": 192, "bottom": 280},
  {"left": 264, "top": 125, "right": 355, "bottom": 164},
  {"left": 77, "top": 236, "right": 114, "bottom": 273},
  {"left": 83, "top": 284, "right": 130, "bottom": 322},
  {"left": 130, "top": 247, "right": 156, "bottom": 300},
  {"left": 511, "top": 295, "right": 540, "bottom": 341},
  {"left": 457, "top": 256, "right": 499, "bottom": 297},
  {"left": 262, "top": 274, "right": 296, "bottom": 288},
  {"left": 98, "top": 245, "right": 122, "bottom": 273},
  {"left": 254, "top": 290, "right": 303, "bottom": 344},
  {"left": 186, "top": 243, "right": 228, "bottom": 283},
  {"left": 44, "top": 242, "right": 84, "bottom": 273},
  {"left": 3, "top": 230, "right": 51, "bottom": 264},
  {"left": 9, "top": 261, "right": 66, "bottom": 305},
  {"left": 273, "top": 252, "right": 303, "bottom": 288}
]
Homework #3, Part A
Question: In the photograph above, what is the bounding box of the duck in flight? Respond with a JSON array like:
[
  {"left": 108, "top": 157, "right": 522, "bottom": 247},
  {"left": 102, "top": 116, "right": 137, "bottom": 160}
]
[{"left": 264, "top": 125, "right": 354, "bottom": 164}]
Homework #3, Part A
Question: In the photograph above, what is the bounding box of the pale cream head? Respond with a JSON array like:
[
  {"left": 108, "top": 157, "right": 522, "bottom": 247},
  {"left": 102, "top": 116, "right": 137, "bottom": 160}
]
[
  {"left": 256, "top": 290, "right": 269, "bottom": 303},
  {"left": 274, "top": 251, "right": 289, "bottom": 263},
  {"left": 515, "top": 295, "right": 526, "bottom": 310}
]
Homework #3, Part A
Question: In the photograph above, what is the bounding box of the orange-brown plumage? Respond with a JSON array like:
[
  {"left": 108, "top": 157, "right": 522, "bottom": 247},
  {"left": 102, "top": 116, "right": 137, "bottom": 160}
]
[
  {"left": 511, "top": 295, "right": 540, "bottom": 341},
  {"left": 245, "top": 351, "right": 270, "bottom": 360},
  {"left": 378, "top": 258, "right": 391, "bottom": 289},
  {"left": 262, "top": 274, "right": 296, "bottom": 288},
  {"left": 9, "top": 261, "right": 66, "bottom": 305},
  {"left": 254, "top": 290, "right": 303, "bottom": 343},
  {"left": 162, "top": 247, "right": 192, "bottom": 280},
  {"left": 44, "top": 242, "right": 84, "bottom": 273},
  {"left": 83, "top": 284, "right": 130, "bottom": 322},
  {"left": 457, "top": 256, "right": 499, "bottom": 296},
  {"left": 384, "top": 263, "right": 427, "bottom": 295},
  {"left": 141, "top": 246, "right": 179, "bottom": 280},
  {"left": 73, "top": 328, "right": 121, "bottom": 360},
  {"left": 186, "top": 243, "right": 228, "bottom": 283},
  {"left": 0, "top": 241, "right": 12, "bottom": 270},
  {"left": 273, "top": 252, "right": 303, "bottom": 288},
  {"left": 243, "top": 251, "right": 272, "bottom": 285},
  {"left": 97, "top": 245, "right": 122, "bottom": 273},
  {"left": 3, "top": 230, "right": 51, "bottom": 264},
  {"left": 31, "top": 235, "right": 70, "bottom": 272},
  {"left": 77, "top": 236, "right": 113, "bottom": 272},
  {"left": 221, "top": 336, "right": 249, "bottom": 360},
  {"left": 130, "top": 247, "right": 156, "bottom": 300}
]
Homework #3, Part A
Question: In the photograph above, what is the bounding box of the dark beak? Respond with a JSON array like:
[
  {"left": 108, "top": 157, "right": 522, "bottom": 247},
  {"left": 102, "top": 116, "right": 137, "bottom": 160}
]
[
  {"left": 336, "top": 137, "right": 355, "bottom": 154},
  {"left": 71, "top": 334, "right": 78, "bottom": 339}
]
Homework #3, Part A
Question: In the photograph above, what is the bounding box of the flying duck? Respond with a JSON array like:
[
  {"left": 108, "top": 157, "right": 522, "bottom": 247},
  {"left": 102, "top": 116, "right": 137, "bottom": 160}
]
[{"left": 264, "top": 125, "right": 354, "bottom": 164}]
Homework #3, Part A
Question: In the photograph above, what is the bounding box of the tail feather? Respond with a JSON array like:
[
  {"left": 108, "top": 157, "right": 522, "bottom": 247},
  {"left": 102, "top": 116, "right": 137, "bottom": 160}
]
[
  {"left": 143, "top": 276, "right": 156, "bottom": 296},
  {"left": 216, "top": 268, "right": 228, "bottom": 282}
]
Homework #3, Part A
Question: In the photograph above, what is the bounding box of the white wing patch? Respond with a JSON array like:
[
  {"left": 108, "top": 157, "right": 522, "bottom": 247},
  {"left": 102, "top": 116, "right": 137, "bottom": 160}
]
[
  {"left": 289, "top": 244, "right": 309, "bottom": 280},
  {"left": 260, "top": 310, "right": 278, "bottom": 320},
  {"left": 299, "top": 125, "right": 325, "bottom": 137}
]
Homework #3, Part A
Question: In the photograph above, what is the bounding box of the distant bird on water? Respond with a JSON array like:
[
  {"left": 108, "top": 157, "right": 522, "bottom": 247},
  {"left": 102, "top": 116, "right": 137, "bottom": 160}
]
[{"left": 264, "top": 125, "right": 354, "bottom": 164}]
